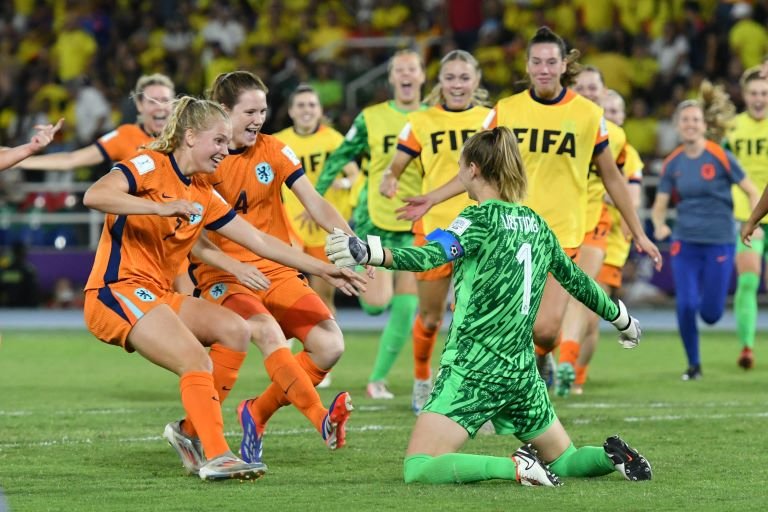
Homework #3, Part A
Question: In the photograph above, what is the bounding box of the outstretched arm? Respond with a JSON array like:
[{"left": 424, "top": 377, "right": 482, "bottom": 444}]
[
  {"left": 396, "top": 176, "right": 465, "bottom": 221},
  {"left": 1, "top": 119, "right": 64, "bottom": 171},
  {"left": 379, "top": 150, "right": 416, "bottom": 198},
  {"left": 316, "top": 113, "right": 368, "bottom": 196},
  {"left": 290, "top": 175, "right": 354, "bottom": 235},
  {"left": 742, "top": 183, "right": 768, "bottom": 244},
  {"left": 597, "top": 148, "right": 662, "bottom": 270},
  {"left": 548, "top": 233, "right": 640, "bottom": 348},
  {"left": 191, "top": 235, "right": 270, "bottom": 291},
  {"left": 215, "top": 216, "right": 365, "bottom": 297}
]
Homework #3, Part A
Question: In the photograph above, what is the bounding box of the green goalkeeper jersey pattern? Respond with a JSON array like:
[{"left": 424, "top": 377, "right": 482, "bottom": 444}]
[{"left": 390, "top": 199, "right": 619, "bottom": 383}]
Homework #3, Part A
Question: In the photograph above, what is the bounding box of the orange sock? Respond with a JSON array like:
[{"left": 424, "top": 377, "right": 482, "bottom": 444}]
[
  {"left": 558, "top": 340, "right": 580, "bottom": 365},
  {"left": 295, "top": 350, "right": 329, "bottom": 386},
  {"left": 574, "top": 364, "right": 588, "bottom": 386},
  {"left": 179, "top": 371, "right": 229, "bottom": 460},
  {"left": 182, "top": 344, "right": 247, "bottom": 438},
  {"left": 413, "top": 315, "right": 439, "bottom": 380},
  {"left": 248, "top": 348, "right": 327, "bottom": 433}
]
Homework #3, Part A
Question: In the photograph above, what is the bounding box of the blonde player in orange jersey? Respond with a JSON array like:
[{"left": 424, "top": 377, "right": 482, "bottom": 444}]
[
  {"left": 17, "top": 74, "right": 175, "bottom": 171},
  {"left": 190, "top": 71, "right": 359, "bottom": 464},
  {"left": 82, "top": 97, "right": 364, "bottom": 480},
  {"left": 379, "top": 50, "right": 491, "bottom": 414},
  {"left": 0, "top": 119, "right": 63, "bottom": 170}
]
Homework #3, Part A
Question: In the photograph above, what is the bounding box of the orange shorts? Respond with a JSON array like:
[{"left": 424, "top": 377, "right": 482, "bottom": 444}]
[
  {"left": 413, "top": 230, "right": 453, "bottom": 281},
  {"left": 581, "top": 204, "right": 612, "bottom": 252},
  {"left": 196, "top": 265, "right": 333, "bottom": 340},
  {"left": 84, "top": 283, "right": 186, "bottom": 351},
  {"left": 597, "top": 263, "right": 622, "bottom": 289},
  {"left": 304, "top": 243, "right": 329, "bottom": 263},
  {"left": 563, "top": 246, "right": 580, "bottom": 261}
]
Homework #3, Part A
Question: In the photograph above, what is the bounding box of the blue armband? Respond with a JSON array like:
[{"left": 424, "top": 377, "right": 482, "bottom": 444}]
[{"left": 426, "top": 228, "right": 464, "bottom": 261}]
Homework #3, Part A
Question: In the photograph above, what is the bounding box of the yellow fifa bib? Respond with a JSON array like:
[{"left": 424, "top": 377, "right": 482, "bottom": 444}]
[
  {"left": 364, "top": 102, "right": 424, "bottom": 231},
  {"left": 404, "top": 105, "right": 490, "bottom": 234},
  {"left": 726, "top": 112, "right": 768, "bottom": 221},
  {"left": 605, "top": 143, "right": 643, "bottom": 268},
  {"left": 586, "top": 121, "right": 626, "bottom": 231},
  {"left": 274, "top": 125, "right": 350, "bottom": 247},
  {"left": 493, "top": 89, "right": 606, "bottom": 248}
]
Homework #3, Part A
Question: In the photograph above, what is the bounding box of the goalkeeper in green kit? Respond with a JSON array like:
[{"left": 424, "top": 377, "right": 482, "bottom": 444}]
[{"left": 326, "top": 127, "right": 653, "bottom": 486}]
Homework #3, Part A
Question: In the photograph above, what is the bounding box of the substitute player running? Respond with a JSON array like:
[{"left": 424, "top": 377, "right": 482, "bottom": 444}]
[
  {"left": 327, "top": 127, "right": 651, "bottom": 486},
  {"left": 315, "top": 49, "right": 426, "bottom": 400},
  {"left": 82, "top": 96, "right": 363, "bottom": 480},
  {"left": 555, "top": 66, "right": 630, "bottom": 396},
  {"left": 652, "top": 83, "right": 760, "bottom": 380},
  {"left": 572, "top": 89, "right": 643, "bottom": 395},
  {"left": 190, "top": 71, "right": 356, "bottom": 462},
  {"left": 274, "top": 84, "right": 359, "bottom": 312},
  {"left": 724, "top": 67, "right": 768, "bottom": 369},
  {"left": 378, "top": 50, "right": 490, "bottom": 413}
]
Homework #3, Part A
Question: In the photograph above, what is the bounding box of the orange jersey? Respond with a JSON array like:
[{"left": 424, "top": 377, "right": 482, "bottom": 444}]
[
  {"left": 94, "top": 124, "right": 154, "bottom": 163},
  {"left": 203, "top": 134, "right": 304, "bottom": 271},
  {"left": 85, "top": 150, "right": 236, "bottom": 292}
]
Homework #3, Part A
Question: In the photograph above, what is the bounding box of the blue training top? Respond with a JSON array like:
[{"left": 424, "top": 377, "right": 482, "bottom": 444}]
[{"left": 658, "top": 140, "right": 745, "bottom": 245}]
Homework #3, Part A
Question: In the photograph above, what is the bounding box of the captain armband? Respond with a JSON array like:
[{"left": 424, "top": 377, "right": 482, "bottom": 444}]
[{"left": 426, "top": 229, "right": 464, "bottom": 261}]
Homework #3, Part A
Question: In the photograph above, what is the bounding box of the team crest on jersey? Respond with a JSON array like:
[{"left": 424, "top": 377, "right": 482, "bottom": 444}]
[
  {"left": 134, "top": 288, "right": 156, "bottom": 302},
  {"left": 209, "top": 283, "right": 227, "bottom": 300},
  {"left": 188, "top": 202, "right": 204, "bottom": 225},
  {"left": 255, "top": 162, "right": 274, "bottom": 184}
]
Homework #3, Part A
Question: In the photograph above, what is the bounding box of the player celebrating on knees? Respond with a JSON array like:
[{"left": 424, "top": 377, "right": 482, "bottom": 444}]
[
  {"left": 327, "top": 127, "right": 651, "bottom": 485},
  {"left": 724, "top": 67, "right": 768, "bottom": 369},
  {"left": 652, "top": 83, "right": 760, "bottom": 380},
  {"left": 397, "top": 28, "right": 660, "bottom": 385},
  {"left": 190, "top": 71, "right": 357, "bottom": 462},
  {"left": 315, "top": 49, "right": 426, "bottom": 400},
  {"left": 572, "top": 89, "right": 644, "bottom": 395},
  {"left": 379, "top": 50, "right": 490, "bottom": 413},
  {"left": 82, "top": 97, "right": 363, "bottom": 480},
  {"left": 274, "top": 84, "right": 360, "bottom": 313}
]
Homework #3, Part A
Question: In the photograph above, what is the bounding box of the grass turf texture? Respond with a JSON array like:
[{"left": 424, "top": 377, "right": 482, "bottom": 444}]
[{"left": 1, "top": 329, "right": 766, "bottom": 511}]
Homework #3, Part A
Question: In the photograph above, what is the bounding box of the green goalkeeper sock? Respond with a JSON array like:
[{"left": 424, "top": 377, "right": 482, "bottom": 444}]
[
  {"left": 403, "top": 453, "right": 517, "bottom": 484},
  {"left": 548, "top": 443, "right": 615, "bottom": 477},
  {"left": 735, "top": 272, "right": 759, "bottom": 349},
  {"left": 359, "top": 297, "right": 389, "bottom": 316},
  {"left": 369, "top": 294, "right": 418, "bottom": 382}
]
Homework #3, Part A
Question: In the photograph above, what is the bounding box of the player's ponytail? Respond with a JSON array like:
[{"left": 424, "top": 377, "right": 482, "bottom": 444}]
[
  {"left": 146, "top": 96, "right": 229, "bottom": 154},
  {"left": 526, "top": 26, "right": 582, "bottom": 87},
  {"left": 209, "top": 71, "right": 269, "bottom": 109},
  {"left": 462, "top": 127, "right": 526, "bottom": 203},
  {"left": 424, "top": 50, "right": 490, "bottom": 107},
  {"left": 674, "top": 81, "right": 736, "bottom": 142}
]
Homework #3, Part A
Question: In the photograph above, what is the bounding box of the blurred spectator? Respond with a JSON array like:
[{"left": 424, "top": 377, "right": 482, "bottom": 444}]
[
  {"left": 371, "top": 0, "right": 411, "bottom": 33},
  {"left": 309, "top": 61, "right": 344, "bottom": 117},
  {"left": 0, "top": 241, "right": 40, "bottom": 308},
  {"left": 51, "top": 14, "right": 97, "bottom": 82},
  {"left": 650, "top": 21, "right": 691, "bottom": 88},
  {"left": 728, "top": 2, "right": 768, "bottom": 69},
  {"left": 201, "top": 3, "right": 245, "bottom": 56},
  {"left": 71, "top": 77, "right": 113, "bottom": 146},
  {"left": 623, "top": 97, "right": 659, "bottom": 158},
  {"left": 447, "top": 0, "right": 483, "bottom": 51}
]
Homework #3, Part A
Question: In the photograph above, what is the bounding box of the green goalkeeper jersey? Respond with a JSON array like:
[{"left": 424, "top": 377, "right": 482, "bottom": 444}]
[{"left": 389, "top": 199, "right": 619, "bottom": 383}]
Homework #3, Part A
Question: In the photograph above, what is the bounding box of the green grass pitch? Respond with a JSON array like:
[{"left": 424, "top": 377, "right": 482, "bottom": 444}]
[{"left": 0, "top": 329, "right": 766, "bottom": 511}]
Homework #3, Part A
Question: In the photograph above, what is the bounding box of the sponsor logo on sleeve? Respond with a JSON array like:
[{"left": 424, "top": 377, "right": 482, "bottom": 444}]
[
  {"left": 446, "top": 217, "right": 472, "bottom": 236},
  {"left": 130, "top": 154, "right": 156, "bottom": 175}
]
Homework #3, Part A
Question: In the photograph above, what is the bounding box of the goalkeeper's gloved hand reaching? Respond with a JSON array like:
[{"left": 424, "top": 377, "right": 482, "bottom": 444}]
[
  {"left": 325, "top": 228, "right": 385, "bottom": 268},
  {"left": 611, "top": 299, "right": 641, "bottom": 349}
]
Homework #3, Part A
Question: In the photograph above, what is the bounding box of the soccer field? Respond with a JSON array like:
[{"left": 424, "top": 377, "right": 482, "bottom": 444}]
[{"left": 1, "top": 329, "right": 766, "bottom": 512}]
